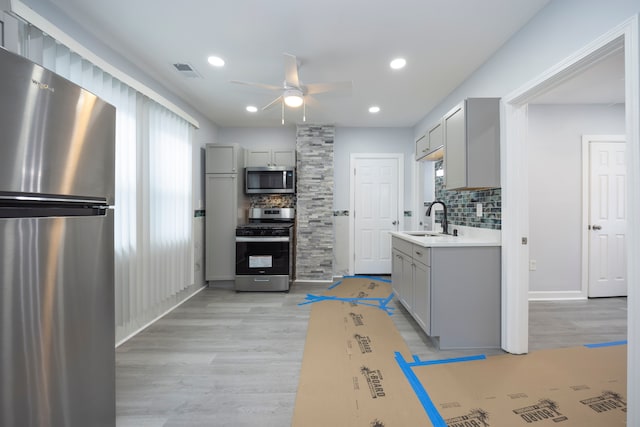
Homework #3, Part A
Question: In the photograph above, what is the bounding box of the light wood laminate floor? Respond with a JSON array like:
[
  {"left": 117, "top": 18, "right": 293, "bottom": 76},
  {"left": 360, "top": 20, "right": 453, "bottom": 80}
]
[{"left": 116, "top": 281, "right": 627, "bottom": 427}]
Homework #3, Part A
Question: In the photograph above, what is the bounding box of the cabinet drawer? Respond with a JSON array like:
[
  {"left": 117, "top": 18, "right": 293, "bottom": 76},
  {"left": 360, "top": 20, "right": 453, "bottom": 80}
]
[
  {"left": 392, "top": 237, "right": 413, "bottom": 256},
  {"left": 412, "top": 246, "right": 430, "bottom": 266}
]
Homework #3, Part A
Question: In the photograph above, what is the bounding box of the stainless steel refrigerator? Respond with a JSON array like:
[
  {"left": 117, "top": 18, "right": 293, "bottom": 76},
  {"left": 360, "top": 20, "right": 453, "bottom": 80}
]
[{"left": 0, "top": 47, "right": 116, "bottom": 426}]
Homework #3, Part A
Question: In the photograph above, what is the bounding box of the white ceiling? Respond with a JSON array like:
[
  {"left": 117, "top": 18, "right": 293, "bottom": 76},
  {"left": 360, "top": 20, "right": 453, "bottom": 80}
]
[{"left": 45, "top": 0, "right": 559, "bottom": 127}]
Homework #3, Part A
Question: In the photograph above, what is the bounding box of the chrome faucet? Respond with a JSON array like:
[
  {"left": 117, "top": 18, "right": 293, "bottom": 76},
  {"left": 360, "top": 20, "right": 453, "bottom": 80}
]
[{"left": 426, "top": 201, "right": 448, "bottom": 235}]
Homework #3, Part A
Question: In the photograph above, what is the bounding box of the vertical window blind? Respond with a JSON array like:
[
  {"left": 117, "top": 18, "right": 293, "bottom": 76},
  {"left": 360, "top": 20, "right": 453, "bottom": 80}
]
[{"left": 19, "top": 24, "right": 194, "bottom": 343}]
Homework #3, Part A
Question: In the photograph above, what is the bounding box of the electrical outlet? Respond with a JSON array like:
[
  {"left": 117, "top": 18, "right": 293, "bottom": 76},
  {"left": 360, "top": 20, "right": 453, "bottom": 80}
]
[
  {"left": 529, "top": 260, "right": 537, "bottom": 271},
  {"left": 476, "top": 203, "right": 483, "bottom": 217}
]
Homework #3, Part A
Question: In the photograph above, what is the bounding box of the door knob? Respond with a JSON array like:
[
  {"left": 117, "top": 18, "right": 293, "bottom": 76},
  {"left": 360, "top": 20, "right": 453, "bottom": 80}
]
[
  {"left": 392, "top": 220, "right": 398, "bottom": 226},
  {"left": 592, "top": 225, "right": 602, "bottom": 230}
]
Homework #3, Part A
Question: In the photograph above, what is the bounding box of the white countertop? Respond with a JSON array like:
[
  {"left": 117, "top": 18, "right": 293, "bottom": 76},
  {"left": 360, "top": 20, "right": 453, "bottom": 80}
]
[{"left": 390, "top": 227, "right": 501, "bottom": 247}]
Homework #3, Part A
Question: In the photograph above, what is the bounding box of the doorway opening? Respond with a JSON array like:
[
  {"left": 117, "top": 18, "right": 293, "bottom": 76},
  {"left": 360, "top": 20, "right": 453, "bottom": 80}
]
[
  {"left": 349, "top": 153, "right": 404, "bottom": 275},
  {"left": 502, "top": 15, "right": 639, "bottom": 422}
]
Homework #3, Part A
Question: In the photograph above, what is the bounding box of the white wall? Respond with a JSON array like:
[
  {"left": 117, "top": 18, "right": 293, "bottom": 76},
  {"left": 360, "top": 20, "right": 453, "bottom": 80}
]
[
  {"left": 217, "top": 126, "right": 296, "bottom": 150},
  {"left": 332, "top": 127, "right": 413, "bottom": 275},
  {"left": 215, "top": 126, "right": 414, "bottom": 277},
  {"left": 215, "top": 126, "right": 413, "bottom": 210},
  {"left": 414, "top": 0, "right": 640, "bottom": 139},
  {"left": 334, "top": 127, "right": 414, "bottom": 210},
  {"left": 528, "top": 104, "right": 625, "bottom": 296}
]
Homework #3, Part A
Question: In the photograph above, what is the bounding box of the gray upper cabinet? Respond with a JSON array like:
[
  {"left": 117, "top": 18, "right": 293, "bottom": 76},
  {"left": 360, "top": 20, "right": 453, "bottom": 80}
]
[
  {"left": 206, "top": 144, "right": 242, "bottom": 173},
  {"left": 443, "top": 98, "right": 500, "bottom": 190},
  {"left": 415, "top": 121, "right": 444, "bottom": 161},
  {"left": 415, "top": 134, "right": 428, "bottom": 160},
  {"left": 245, "top": 148, "right": 296, "bottom": 167},
  {"left": 427, "top": 121, "right": 444, "bottom": 159}
]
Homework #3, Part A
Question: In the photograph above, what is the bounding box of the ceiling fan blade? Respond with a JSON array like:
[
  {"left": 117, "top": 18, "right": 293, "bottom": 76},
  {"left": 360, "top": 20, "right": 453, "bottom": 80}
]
[
  {"left": 229, "top": 80, "right": 282, "bottom": 91},
  {"left": 303, "top": 95, "right": 319, "bottom": 108},
  {"left": 283, "top": 53, "right": 300, "bottom": 88},
  {"left": 262, "top": 95, "right": 283, "bottom": 111},
  {"left": 305, "top": 81, "right": 353, "bottom": 95}
]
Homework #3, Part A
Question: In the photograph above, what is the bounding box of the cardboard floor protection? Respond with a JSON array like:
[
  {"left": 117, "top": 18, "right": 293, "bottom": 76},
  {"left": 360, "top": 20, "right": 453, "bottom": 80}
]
[
  {"left": 292, "top": 276, "right": 432, "bottom": 426},
  {"left": 292, "top": 277, "right": 628, "bottom": 427}
]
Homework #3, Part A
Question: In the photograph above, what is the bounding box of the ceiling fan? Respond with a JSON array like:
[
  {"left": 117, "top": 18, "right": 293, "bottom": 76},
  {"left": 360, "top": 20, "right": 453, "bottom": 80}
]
[{"left": 230, "top": 53, "right": 352, "bottom": 123}]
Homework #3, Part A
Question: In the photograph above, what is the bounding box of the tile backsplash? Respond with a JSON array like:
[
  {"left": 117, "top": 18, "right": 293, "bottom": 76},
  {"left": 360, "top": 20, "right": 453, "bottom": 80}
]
[
  {"left": 431, "top": 159, "right": 501, "bottom": 230},
  {"left": 249, "top": 194, "right": 296, "bottom": 208}
]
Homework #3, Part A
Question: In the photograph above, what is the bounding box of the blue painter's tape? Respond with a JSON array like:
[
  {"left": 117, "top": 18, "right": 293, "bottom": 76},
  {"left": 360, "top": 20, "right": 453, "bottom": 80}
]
[
  {"left": 394, "top": 352, "right": 447, "bottom": 427},
  {"left": 297, "top": 294, "right": 335, "bottom": 306},
  {"left": 380, "top": 292, "right": 395, "bottom": 316},
  {"left": 383, "top": 292, "right": 394, "bottom": 303},
  {"left": 409, "top": 354, "right": 486, "bottom": 367},
  {"left": 584, "top": 340, "right": 628, "bottom": 348},
  {"left": 297, "top": 292, "right": 396, "bottom": 315},
  {"left": 343, "top": 275, "right": 392, "bottom": 283},
  {"left": 328, "top": 280, "right": 343, "bottom": 289}
]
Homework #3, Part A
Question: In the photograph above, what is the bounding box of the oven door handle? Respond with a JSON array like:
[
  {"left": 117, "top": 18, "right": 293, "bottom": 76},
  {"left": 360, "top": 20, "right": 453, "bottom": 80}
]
[{"left": 235, "top": 237, "right": 290, "bottom": 243}]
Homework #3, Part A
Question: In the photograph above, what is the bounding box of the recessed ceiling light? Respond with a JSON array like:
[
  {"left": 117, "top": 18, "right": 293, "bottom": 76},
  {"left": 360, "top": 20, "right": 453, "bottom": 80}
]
[
  {"left": 246, "top": 106, "right": 258, "bottom": 113},
  {"left": 390, "top": 58, "right": 406, "bottom": 70},
  {"left": 207, "top": 56, "right": 225, "bottom": 67},
  {"left": 369, "top": 106, "right": 380, "bottom": 113}
]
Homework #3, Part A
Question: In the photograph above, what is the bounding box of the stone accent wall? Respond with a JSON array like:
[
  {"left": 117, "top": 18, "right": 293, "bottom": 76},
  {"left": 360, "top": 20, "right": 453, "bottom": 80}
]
[
  {"left": 432, "top": 159, "right": 502, "bottom": 229},
  {"left": 295, "top": 125, "right": 335, "bottom": 281}
]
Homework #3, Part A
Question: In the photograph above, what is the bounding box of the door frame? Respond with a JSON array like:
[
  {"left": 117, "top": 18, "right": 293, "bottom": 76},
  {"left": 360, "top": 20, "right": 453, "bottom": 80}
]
[
  {"left": 581, "top": 135, "right": 626, "bottom": 297},
  {"left": 502, "top": 15, "right": 639, "bottom": 424},
  {"left": 349, "top": 153, "right": 404, "bottom": 275}
]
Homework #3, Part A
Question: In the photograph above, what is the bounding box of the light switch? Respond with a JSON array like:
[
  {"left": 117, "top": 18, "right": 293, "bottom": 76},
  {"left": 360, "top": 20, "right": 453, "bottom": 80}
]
[{"left": 476, "top": 203, "right": 482, "bottom": 217}]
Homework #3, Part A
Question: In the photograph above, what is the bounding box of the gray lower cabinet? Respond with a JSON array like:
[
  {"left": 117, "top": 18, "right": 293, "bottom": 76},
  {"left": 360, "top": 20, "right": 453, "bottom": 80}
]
[
  {"left": 205, "top": 174, "right": 238, "bottom": 281},
  {"left": 391, "top": 237, "right": 501, "bottom": 349},
  {"left": 412, "top": 254, "right": 430, "bottom": 334},
  {"left": 205, "top": 143, "right": 247, "bottom": 282},
  {"left": 391, "top": 238, "right": 415, "bottom": 313}
]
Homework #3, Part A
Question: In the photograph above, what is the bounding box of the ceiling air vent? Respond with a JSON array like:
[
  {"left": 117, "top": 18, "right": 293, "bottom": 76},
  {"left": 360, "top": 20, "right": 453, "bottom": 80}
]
[{"left": 173, "top": 62, "right": 202, "bottom": 78}]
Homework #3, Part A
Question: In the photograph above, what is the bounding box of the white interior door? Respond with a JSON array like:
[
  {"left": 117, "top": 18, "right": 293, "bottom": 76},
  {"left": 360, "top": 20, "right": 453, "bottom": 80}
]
[
  {"left": 588, "top": 140, "right": 627, "bottom": 297},
  {"left": 353, "top": 156, "right": 401, "bottom": 274}
]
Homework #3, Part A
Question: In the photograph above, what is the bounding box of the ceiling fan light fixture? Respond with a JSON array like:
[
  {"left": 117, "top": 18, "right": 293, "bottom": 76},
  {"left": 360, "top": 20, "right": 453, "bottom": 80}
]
[{"left": 283, "top": 89, "right": 304, "bottom": 108}]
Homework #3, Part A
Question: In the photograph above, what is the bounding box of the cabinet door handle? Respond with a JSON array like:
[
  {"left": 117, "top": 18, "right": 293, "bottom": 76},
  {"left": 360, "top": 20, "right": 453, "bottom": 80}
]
[
  {"left": 415, "top": 251, "right": 422, "bottom": 256},
  {"left": 592, "top": 225, "right": 602, "bottom": 230}
]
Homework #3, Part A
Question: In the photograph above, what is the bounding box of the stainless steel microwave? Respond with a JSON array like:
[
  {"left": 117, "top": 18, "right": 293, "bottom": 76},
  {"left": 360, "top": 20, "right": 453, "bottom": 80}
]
[{"left": 245, "top": 167, "right": 295, "bottom": 194}]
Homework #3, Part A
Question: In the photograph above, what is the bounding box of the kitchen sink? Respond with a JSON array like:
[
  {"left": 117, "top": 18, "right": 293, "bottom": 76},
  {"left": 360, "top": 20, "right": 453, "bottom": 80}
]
[{"left": 404, "top": 231, "right": 445, "bottom": 237}]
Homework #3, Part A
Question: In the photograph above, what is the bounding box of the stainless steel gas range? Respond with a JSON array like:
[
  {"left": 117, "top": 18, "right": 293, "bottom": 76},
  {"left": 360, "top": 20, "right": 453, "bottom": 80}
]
[{"left": 235, "top": 208, "right": 294, "bottom": 291}]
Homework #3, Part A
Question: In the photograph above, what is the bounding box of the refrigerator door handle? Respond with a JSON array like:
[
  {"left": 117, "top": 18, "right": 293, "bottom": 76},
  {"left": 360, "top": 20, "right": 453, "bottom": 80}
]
[{"left": 0, "top": 194, "right": 108, "bottom": 205}]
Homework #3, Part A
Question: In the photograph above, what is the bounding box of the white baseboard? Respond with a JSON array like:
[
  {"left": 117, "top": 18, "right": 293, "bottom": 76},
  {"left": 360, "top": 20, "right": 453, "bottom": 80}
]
[
  {"left": 294, "top": 279, "right": 334, "bottom": 286},
  {"left": 528, "top": 290, "right": 587, "bottom": 301},
  {"left": 115, "top": 284, "right": 206, "bottom": 347}
]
